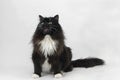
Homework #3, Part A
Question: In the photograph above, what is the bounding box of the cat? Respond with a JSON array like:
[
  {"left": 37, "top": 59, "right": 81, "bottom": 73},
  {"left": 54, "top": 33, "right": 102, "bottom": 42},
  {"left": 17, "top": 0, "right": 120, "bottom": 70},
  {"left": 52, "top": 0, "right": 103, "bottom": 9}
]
[{"left": 31, "top": 15, "right": 104, "bottom": 78}]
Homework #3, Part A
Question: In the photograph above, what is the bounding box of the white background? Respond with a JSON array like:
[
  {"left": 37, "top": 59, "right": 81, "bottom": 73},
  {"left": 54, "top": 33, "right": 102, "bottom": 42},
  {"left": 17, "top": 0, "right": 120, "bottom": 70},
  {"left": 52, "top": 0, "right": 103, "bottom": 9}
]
[{"left": 0, "top": 0, "right": 120, "bottom": 80}]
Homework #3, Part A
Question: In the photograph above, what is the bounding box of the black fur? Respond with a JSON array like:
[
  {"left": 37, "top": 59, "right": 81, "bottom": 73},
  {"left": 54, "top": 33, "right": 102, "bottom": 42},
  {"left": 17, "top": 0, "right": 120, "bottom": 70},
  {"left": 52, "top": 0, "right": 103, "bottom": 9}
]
[
  {"left": 32, "top": 15, "right": 104, "bottom": 77},
  {"left": 71, "top": 58, "right": 104, "bottom": 68}
]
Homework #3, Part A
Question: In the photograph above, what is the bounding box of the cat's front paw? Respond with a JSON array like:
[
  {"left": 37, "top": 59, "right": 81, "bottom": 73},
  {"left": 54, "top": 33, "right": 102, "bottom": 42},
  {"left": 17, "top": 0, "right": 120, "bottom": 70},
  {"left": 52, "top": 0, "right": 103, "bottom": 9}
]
[
  {"left": 32, "top": 74, "right": 40, "bottom": 79},
  {"left": 54, "top": 73, "right": 63, "bottom": 78}
]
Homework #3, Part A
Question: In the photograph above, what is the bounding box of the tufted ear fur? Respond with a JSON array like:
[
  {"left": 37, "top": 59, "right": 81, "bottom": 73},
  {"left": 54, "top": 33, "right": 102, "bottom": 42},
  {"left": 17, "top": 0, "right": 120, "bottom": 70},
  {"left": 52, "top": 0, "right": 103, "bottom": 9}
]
[
  {"left": 39, "top": 15, "right": 44, "bottom": 22},
  {"left": 54, "top": 15, "right": 59, "bottom": 21}
]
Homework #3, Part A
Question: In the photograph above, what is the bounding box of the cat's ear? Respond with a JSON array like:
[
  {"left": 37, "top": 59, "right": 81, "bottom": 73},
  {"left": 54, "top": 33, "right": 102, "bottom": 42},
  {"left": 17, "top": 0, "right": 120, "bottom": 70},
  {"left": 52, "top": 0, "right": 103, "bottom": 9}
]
[
  {"left": 39, "top": 15, "right": 44, "bottom": 22},
  {"left": 54, "top": 15, "right": 59, "bottom": 21}
]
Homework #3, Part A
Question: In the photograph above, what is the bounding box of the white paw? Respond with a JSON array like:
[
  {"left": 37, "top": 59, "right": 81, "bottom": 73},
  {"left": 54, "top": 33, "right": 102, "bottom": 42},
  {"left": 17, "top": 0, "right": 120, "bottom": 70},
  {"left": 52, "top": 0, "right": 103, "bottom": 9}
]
[
  {"left": 32, "top": 74, "right": 40, "bottom": 79},
  {"left": 54, "top": 73, "right": 63, "bottom": 78}
]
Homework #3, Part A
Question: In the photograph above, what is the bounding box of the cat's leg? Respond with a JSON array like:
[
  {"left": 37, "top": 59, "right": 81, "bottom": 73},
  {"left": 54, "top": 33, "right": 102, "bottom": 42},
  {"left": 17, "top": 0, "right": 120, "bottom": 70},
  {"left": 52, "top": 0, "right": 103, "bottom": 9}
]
[
  {"left": 32, "top": 53, "right": 42, "bottom": 78},
  {"left": 63, "top": 64, "right": 73, "bottom": 72},
  {"left": 61, "top": 47, "right": 73, "bottom": 72},
  {"left": 52, "top": 61, "right": 63, "bottom": 78},
  {"left": 32, "top": 60, "right": 42, "bottom": 78}
]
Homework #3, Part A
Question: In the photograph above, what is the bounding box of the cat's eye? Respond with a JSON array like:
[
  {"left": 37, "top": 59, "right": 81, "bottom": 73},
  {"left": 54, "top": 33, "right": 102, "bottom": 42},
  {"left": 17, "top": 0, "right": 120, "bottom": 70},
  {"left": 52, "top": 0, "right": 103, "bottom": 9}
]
[
  {"left": 48, "top": 22, "right": 52, "bottom": 24},
  {"left": 41, "top": 22, "right": 44, "bottom": 24}
]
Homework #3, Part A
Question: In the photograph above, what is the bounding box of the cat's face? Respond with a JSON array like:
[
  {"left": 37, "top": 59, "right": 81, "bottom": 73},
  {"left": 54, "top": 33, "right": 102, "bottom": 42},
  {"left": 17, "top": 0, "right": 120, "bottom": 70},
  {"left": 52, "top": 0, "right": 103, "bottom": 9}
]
[{"left": 36, "top": 15, "right": 62, "bottom": 35}]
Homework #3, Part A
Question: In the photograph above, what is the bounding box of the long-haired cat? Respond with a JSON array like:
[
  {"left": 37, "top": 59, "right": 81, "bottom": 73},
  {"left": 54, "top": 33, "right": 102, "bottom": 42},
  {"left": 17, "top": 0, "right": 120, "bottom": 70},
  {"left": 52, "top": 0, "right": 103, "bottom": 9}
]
[{"left": 32, "top": 15, "right": 104, "bottom": 78}]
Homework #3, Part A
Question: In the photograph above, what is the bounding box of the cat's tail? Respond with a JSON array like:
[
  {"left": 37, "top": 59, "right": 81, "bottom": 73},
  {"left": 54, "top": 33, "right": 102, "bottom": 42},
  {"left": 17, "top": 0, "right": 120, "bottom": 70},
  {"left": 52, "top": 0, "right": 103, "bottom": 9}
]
[
  {"left": 71, "top": 58, "right": 104, "bottom": 68},
  {"left": 63, "top": 58, "right": 104, "bottom": 72}
]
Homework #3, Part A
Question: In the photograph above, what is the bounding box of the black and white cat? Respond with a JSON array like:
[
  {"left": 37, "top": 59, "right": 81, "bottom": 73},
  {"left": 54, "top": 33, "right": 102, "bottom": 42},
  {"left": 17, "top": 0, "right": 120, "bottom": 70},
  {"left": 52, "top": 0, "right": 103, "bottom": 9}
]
[{"left": 32, "top": 15, "right": 104, "bottom": 78}]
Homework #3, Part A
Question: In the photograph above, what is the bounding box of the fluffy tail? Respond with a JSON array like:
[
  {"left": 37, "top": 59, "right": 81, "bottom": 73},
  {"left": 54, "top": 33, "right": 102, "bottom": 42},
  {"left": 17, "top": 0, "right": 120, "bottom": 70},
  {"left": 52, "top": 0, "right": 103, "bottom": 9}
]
[{"left": 71, "top": 58, "right": 104, "bottom": 68}]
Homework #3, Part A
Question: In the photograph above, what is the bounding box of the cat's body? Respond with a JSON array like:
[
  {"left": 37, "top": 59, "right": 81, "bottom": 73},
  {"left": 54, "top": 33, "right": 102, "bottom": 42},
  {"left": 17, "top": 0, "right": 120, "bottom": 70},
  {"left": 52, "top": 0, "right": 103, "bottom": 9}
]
[{"left": 32, "top": 15, "right": 104, "bottom": 78}]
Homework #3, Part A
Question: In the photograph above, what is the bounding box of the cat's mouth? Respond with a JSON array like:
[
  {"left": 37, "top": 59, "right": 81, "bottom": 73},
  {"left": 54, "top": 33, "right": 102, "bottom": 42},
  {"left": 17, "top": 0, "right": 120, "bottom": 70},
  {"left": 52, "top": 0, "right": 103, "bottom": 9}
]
[
  {"left": 43, "top": 28, "right": 50, "bottom": 34},
  {"left": 44, "top": 28, "right": 49, "bottom": 32}
]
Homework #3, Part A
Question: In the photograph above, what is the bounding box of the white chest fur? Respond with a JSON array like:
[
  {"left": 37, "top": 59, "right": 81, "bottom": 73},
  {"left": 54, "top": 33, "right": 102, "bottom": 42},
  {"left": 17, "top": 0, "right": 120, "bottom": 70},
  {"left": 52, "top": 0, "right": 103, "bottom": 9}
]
[
  {"left": 39, "top": 35, "right": 58, "bottom": 73},
  {"left": 42, "top": 58, "right": 51, "bottom": 73},
  {"left": 39, "top": 35, "right": 58, "bottom": 57}
]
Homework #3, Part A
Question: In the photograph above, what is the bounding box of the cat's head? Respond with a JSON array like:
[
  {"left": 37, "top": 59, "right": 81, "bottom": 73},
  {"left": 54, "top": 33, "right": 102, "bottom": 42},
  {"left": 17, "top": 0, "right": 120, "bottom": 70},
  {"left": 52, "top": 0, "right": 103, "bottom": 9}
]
[{"left": 36, "top": 15, "right": 62, "bottom": 36}]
